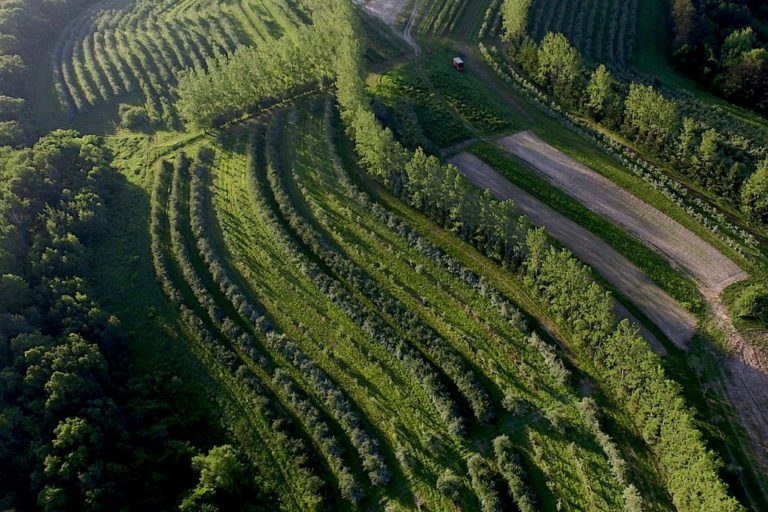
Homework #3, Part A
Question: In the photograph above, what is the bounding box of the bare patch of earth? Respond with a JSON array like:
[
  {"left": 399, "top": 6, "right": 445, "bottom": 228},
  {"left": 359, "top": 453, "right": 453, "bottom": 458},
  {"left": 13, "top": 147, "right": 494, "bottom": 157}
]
[
  {"left": 498, "top": 131, "right": 747, "bottom": 295},
  {"left": 353, "top": 0, "right": 410, "bottom": 28}
]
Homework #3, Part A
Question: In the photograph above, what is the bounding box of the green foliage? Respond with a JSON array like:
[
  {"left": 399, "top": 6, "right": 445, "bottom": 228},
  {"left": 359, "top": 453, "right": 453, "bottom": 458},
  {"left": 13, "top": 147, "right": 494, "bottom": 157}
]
[
  {"left": 180, "top": 445, "right": 267, "bottom": 512},
  {"left": 623, "top": 83, "right": 679, "bottom": 152},
  {"left": 176, "top": 24, "right": 334, "bottom": 128},
  {"left": 536, "top": 32, "right": 583, "bottom": 106},
  {"left": 467, "top": 454, "right": 502, "bottom": 512},
  {"left": 585, "top": 65, "right": 621, "bottom": 125},
  {"left": 193, "top": 445, "right": 244, "bottom": 493},
  {"left": 0, "top": 130, "right": 210, "bottom": 511},
  {"left": 734, "top": 284, "right": 768, "bottom": 322},
  {"left": 526, "top": 0, "right": 639, "bottom": 66},
  {"left": 0, "top": 119, "right": 22, "bottom": 146},
  {"left": 670, "top": 0, "right": 768, "bottom": 115},
  {"left": 118, "top": 104, "right": 147, "bottom": 130},
  {"left": 501, "top": 0, "right": 532, "bottom": 41},
  {"left": 436, "top": 469, "right": 464, "bottom": 502},
  {"left": 493, "top": 435, "right": 536, "bottom": 512},
  {"left": 741, "top": 160, "right": 768, "bottom": 224}
]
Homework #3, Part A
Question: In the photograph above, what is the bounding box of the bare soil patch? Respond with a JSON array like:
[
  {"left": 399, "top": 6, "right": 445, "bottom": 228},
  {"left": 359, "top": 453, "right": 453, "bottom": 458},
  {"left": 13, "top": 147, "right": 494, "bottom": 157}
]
[
  {"left": 497, "top": 131, "right": 747, "bottom": 294},
  {"left": 353, "top": 0, "right": 410, "bottom": 28}
]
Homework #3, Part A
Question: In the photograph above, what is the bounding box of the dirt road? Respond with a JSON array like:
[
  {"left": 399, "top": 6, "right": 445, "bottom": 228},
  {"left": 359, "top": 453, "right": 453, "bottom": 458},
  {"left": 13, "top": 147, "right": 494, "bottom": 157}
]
[
  {"left": 498, "top": 131, "right": 747, "bottom": 294},
  {"left": 353, "top": 0, "right": 408, "bottom": 27},
  {"left": 450, "top": 153, "right": 696, "bottom": 351}
]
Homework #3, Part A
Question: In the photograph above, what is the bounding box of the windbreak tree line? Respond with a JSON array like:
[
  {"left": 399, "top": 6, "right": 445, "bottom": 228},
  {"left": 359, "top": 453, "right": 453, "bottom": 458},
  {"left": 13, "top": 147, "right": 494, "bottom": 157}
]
[
  {"left": 0, "top": 131, "right": 246, "bottom": 511},
  {"left": 175, "top": 23, "right": 336, "bottom": 128},
  {"left": 329, "top": 1, "right": 744, "bottom": 509},
  {"left": 506, "top": 30, "right": 768, "bottom": 229}
]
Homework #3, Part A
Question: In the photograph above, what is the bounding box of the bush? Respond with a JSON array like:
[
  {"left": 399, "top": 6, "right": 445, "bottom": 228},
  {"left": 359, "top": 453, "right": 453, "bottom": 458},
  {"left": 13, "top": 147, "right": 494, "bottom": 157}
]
[
  {"left": 436, "top": 469, "right": 463, "bottom": 502},
  {"left": 118, "top": 103, "right": 148, "bottom": 130},
  {"left": 735, "top": 284, "right": 768, "bottom": 321},
  {"left": 0, "top": 119, "right": 23, "bottom": 146}
]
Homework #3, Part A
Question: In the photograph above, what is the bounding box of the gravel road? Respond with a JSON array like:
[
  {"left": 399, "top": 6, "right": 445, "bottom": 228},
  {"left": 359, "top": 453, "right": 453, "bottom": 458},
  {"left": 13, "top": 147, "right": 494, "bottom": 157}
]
[
  {"left": 450, "top": 152, "right": 696, "bottom": 350},
  {"left": 497, "top": 131, "right": 748, "bottom": 295}
]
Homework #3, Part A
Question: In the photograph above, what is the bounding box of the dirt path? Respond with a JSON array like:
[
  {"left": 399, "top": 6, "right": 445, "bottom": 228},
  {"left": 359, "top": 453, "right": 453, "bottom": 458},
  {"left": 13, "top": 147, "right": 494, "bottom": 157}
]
[
  {"left": 498, "top": 131, "right": 747, "bottom": 295},
  {"left": 455, "top": 146, "right": 768, "bottom": 472},
  {"left": 450, "top": 153, "right": 694, "bottom": 352},
  {"left": 352, "top": 0, "right": 409, "bottom": 27}
]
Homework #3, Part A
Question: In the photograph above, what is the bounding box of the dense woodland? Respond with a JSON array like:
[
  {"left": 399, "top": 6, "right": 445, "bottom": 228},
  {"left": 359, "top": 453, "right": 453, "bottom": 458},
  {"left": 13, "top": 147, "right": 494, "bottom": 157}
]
[
  {"left": 0, "top": 131, "right": 268, "bottom": 510},
  {"left": 670, "top": 0, "right": 768, "bottom": 115},
  {"left": 0, "top": 0, "right": 102, "bottom": 145},
  {"left": 0, "top": 0, "right": 766, "bottom": 510}
]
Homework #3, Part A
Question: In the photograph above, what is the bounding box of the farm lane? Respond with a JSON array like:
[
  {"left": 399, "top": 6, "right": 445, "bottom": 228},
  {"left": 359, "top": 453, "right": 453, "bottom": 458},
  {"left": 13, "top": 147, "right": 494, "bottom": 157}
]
[
  {"left": 352, "top": 0, "right": 408, "bottom": 27},
  {"left": 449, "top": 152, "right": 695, "bottom": 351},
  {"left": 498, "top": 131, "right": 748, "bottom": 295}
]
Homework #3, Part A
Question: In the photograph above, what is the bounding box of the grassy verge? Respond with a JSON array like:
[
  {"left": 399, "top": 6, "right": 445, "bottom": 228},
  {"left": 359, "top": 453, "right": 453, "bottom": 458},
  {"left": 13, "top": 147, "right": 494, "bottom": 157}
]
[{"left": 470, "top": 141, "right": 704, "bottom": 314}]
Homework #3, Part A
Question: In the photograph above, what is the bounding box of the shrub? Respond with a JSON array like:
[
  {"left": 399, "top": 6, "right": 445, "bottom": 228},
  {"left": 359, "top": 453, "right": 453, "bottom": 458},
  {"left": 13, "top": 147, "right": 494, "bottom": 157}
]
[
  {"left": 436, "top": 469, "right": 463, "bottom": 502},
  {"left": 735, "top": 284, "right": 768, "bottom": 321},
  {"left": 118, "top": 103, "right": 148, "bottom": 130}
]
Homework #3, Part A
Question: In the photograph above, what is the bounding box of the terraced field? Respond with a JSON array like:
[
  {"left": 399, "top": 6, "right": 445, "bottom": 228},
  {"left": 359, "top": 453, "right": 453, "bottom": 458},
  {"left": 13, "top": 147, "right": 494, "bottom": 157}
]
[
  {"left": 527, "top": 0, "right": 639, "bottom": 67},
  {"left": 52, "top": 0, "right": 307, "bottom": 122},
  {"left": 145, "top": 98, "right": 661, "bottom": 510},
  {"left": 8, "top": 0, "right": 768, "bottom": 509}
]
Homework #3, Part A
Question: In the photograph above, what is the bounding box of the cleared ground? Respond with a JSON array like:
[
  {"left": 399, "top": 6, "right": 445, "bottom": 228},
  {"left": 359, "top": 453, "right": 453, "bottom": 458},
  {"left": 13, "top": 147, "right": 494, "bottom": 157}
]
[
  {"left": 353, "top": 0, "right": 409, "bottom": 27},
  {"left": 449, "top": 152, "right": 696, "bottom": 350},
  {"left": 497, "top": 131, "right": 747, "bottom": 295}
]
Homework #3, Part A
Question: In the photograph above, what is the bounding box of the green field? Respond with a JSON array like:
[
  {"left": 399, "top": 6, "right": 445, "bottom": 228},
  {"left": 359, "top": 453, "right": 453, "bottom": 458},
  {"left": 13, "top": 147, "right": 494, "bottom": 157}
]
[
  {"left": 3, "top": 0, "right": 767, "bottom": 510},
  {"left": 527, "top": 0, "right": 638, "bottom": 67}
]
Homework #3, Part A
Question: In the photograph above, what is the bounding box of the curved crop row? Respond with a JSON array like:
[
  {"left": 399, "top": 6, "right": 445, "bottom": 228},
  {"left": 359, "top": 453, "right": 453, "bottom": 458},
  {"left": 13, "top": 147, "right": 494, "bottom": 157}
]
[
  {"left": 163, "top": 152, "right": 366, "bottom": 504},
  {"left": 245, "top": 117, "right": 466, "bottom": 437},
  {"left": 148, "top": 157, "right": 325, "bottom": 512},
  {"left": 527, "top": 0, "right": 638, "bottom": 67},
  {"left": 266, "top": 114, "right": 496, "bottom": 426},
  {"left": 50, "top": 0, "right": 307, "bottom": 123},
  {"left": 188, "top": 156, "right": 392, "bottom": 489}
]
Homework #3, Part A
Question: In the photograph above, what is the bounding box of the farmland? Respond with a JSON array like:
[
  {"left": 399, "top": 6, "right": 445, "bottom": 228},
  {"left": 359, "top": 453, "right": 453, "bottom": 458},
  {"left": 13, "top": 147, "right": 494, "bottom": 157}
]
[
  {"left": 1, "top": 0, "right": 767, "bottom": 510},
  {"left": 526, "top": 0, "right": 639, "bottom": 68}
]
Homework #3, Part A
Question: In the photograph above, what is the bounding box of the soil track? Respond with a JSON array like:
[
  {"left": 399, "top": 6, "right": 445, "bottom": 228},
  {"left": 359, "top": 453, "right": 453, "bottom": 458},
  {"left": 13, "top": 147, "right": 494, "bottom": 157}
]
[
  {"left": 353, "top": 0, "right": 409, "bottom": 27},
  {"left": 450, "top": 153, "right": 695, "bottom": 351},
  {"left": 498, "top": 131, "right": 747, "bottom": 295}
]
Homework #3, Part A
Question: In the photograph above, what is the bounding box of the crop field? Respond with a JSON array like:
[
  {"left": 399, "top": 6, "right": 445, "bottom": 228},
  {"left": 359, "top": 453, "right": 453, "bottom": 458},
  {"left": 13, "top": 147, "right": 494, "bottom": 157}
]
[
  {"left": 7, "top": 0, "right": 768, "bottom": 509},
  {"left": 51, "top": 0, "right": 308, "bottom": 123},
  {"left": 527, "top": 0, "right": 638, "bottom": 67},
  {"left": 418, "top": 0, "right": 497, "bottom": 40},
  {"left": 141, "top": 97, "right": 672, "bottom": 510}
]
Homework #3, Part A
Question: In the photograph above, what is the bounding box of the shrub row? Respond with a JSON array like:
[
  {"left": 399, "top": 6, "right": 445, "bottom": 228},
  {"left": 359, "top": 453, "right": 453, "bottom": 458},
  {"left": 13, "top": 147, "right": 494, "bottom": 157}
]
[
  {"left": 188, "top": 154, "right": 391, "bottom": 488},
  {"left": 266, "top": 113, "right": 494, "bottom": 426},
  {"left": 242, "top": 122, "right": 465, "bottom": 436}
]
